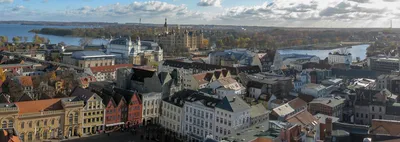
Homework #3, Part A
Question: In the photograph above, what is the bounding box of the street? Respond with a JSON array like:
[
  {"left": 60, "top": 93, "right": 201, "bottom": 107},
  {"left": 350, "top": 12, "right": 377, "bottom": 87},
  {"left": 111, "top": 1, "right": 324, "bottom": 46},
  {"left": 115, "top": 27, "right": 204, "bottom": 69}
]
[{"left": 63, "top": 131, "right": 146, "bottom": 142}]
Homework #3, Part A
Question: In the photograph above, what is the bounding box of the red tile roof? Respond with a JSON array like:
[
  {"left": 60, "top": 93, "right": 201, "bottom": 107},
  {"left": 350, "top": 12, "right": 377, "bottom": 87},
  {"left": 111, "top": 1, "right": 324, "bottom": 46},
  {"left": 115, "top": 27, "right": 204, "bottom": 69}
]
[
  {"left": 15, "top": 98, "right": 62, "bottom": 114},
  {"left": 90, "top": 64, "right": 133, "bottom": 73}
]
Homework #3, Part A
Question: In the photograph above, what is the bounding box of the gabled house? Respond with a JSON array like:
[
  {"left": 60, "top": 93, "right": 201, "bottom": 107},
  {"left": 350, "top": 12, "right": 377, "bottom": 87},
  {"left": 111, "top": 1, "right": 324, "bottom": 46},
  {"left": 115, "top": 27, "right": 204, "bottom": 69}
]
[
  {"left": 70, "top": 87, "right": 105, "bottom": 135},
  {"left": 114, "top": 88, "right": 143, "bottom": 126}
]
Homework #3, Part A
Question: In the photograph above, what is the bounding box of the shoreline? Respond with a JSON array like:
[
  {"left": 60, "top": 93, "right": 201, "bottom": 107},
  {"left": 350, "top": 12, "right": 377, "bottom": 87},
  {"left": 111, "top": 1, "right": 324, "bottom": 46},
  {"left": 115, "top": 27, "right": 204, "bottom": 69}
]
[{"left": 279, "top": 43, "right": 371, "bottom": 51}]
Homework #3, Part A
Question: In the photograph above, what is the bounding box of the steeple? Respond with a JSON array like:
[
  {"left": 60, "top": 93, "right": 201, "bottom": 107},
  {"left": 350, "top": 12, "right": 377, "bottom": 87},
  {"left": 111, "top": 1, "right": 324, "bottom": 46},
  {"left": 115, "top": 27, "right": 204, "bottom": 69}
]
[{"left": 164, "top": 18, "right": 168, "bottom": 34}]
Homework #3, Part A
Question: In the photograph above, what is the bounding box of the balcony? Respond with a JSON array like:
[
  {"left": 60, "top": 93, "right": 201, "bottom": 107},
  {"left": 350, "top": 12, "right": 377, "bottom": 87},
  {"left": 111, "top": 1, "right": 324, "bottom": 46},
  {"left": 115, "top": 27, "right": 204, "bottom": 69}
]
[
  {"left": 63, "top": 101, "right": 84, "bottom": 107},
  {"left": 19, "top": 110, "right": 64, "bottom": 118},
  {"left": 0, "top": 107, "right": 18, "bottom": 113}
]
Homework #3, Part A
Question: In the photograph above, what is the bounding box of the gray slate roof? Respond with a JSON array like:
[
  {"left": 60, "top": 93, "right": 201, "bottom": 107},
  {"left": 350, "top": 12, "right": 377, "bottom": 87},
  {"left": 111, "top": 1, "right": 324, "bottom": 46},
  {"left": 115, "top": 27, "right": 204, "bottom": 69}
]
[{"left": 216, "top": 95, "right": 251, "bottom": 112}]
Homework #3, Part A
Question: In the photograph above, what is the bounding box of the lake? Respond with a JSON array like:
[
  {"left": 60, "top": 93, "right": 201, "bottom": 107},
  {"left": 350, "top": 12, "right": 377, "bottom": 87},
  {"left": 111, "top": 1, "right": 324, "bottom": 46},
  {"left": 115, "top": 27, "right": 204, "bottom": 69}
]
[
  {"left": 278, "top": 44, "right": 370, "bottom": 61},
  {"left": 0, "top": 24, "right": 108, "bottom": 46}
]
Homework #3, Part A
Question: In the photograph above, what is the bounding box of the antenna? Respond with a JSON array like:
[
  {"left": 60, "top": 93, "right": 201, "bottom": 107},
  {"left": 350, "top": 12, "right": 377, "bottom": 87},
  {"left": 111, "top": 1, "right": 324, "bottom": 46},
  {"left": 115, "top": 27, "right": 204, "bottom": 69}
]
[{"left": 139, "top": 18, "right": 141, "bottom": 25}]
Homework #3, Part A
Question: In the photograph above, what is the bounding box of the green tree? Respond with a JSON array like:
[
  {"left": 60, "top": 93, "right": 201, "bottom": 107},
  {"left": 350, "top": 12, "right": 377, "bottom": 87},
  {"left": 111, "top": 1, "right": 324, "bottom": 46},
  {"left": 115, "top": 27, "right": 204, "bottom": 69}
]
[
  {"left": 216, "top": 40, "right": 224, "bottom": 48},
  {"left": 12, "top": 36, "right": 20, "bottom": 44}
]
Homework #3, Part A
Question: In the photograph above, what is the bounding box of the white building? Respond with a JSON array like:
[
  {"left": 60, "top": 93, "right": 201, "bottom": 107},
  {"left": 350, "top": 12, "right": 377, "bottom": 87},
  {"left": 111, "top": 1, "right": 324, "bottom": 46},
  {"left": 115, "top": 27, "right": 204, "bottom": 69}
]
[
  {"left": 273, "top": 52, "right": 320, "bottom": 70},
  {"left": 328, "top": 51, "right": 352, "bottom": 65},
  {"left": 207, "top": 77, "right": 245, "bottom": 96},
  {"left": 141, "top": 92, "right": 162, "bottom": 125},
  {"left": 161, "top": 94, "right": 185, "bottom": 137},
  {"left": 214, "top": 95, "right": 251, "bottom": 141},
  {"left": 107, "top": 37, "right": 163, "bottom": 64},
  {"left": 301, "top": 83, "right": 327, "bottom": 98},
  {"left": 183, "top": 93, "right": 220, "bottom": 142}
]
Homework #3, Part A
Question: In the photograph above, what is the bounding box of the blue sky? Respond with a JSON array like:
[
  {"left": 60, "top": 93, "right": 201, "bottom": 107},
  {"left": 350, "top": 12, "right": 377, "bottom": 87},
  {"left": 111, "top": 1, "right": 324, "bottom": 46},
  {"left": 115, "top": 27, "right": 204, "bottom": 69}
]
[{"left": 0, "top": 0, "right": 399, "bottom": 27}]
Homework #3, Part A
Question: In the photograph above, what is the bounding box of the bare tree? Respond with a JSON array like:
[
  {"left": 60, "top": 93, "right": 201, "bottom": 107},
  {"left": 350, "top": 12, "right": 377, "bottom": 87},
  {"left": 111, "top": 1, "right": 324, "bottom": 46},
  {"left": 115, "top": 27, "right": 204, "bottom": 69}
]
[{"left": 79, "top": 37, "right": 93, "bottom": 47}]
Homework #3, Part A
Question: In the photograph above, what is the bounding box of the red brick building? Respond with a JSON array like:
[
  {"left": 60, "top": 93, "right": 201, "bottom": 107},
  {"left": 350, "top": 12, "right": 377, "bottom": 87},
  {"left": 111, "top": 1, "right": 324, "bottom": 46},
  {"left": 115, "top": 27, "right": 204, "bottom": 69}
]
[
  {"left": 114, "top": 88, "right": 143, "bottom": 127},
  {"left": 102, "top": 95, "right": 126, "bottom": 131}
]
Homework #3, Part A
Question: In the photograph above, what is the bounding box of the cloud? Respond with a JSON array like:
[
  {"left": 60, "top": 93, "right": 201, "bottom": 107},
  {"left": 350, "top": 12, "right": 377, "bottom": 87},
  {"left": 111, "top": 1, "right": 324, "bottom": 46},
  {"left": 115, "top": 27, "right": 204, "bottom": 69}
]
[
  {"left": 66, "top": 1, "right": 207, "bottom": 21},
  {"left": 0, "top": 0, "right": 13, "bottom": 4},
  {"left": 12, "top": 5, "right": 24, "bottom": 11},
  {"left": 197, "top": 0, "right": 221, "bottom": 7},
  {"left": 217, "top": 0, "right": 400, "bottom": 27}
]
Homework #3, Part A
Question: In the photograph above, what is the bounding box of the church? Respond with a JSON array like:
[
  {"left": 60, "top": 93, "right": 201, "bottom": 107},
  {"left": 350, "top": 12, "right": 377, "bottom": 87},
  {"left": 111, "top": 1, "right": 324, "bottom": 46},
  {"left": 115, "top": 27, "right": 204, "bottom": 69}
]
[
  {"left": 107, "top": 36, "right": 163, "bottom": 66},
  {"left": 155, "top": 18, "right": 204, "bottom": 53}
]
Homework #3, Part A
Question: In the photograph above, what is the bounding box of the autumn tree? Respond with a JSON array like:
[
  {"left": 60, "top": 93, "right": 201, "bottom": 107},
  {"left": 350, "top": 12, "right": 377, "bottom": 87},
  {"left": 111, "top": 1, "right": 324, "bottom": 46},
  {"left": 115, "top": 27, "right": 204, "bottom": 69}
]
[
  {"left": 0, "top": 36, "right": 7, "bottom": 43},
  {"left": 33, "top": 35, "right": 43, "bottom": 44},
  {"left": 202, "top": 39, "right": 209, "bottom": 49},
  {"left": 0, "top": 68, "right": 5, "bottom": 82}
]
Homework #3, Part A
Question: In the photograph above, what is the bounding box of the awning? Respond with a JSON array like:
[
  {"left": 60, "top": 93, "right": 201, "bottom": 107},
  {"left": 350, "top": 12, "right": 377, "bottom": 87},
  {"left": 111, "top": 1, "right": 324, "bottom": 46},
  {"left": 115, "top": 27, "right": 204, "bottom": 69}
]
[{"left": 106, "top": 122, "right": 125, "bottom": 127}]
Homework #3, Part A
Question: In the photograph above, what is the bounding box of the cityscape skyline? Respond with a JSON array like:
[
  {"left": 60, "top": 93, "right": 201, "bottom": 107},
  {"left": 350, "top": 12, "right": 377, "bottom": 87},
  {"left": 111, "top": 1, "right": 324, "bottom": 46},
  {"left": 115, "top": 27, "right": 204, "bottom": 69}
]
[{"left": 0, "top": 0, "right": 399, "bottom": 28}]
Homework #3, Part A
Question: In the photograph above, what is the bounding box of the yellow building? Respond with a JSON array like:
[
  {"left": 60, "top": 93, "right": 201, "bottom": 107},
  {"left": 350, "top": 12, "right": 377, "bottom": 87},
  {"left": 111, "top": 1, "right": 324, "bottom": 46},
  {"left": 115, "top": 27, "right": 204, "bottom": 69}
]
[
  {"left": 70, "top": 87, "right": 105, "bottom": 135},
  {"left": 0, "top": 98, "right": 84, "bottom": 142},
  {"left": 156, "top": 18, "right": 204, "bottom": 52}
]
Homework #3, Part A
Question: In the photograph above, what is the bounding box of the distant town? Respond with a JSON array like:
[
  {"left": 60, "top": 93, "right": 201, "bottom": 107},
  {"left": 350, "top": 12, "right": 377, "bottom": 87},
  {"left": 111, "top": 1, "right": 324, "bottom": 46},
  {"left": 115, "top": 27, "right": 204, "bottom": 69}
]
[{"left": 1, "top": 18, "right": 400, "bottom": 142}]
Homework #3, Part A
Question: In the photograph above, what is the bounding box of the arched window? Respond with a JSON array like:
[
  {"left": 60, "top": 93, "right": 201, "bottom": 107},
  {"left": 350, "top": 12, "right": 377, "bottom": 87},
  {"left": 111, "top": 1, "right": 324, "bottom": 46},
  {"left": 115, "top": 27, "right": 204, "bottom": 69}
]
[
  {"left": 69, "top": 114, "right": 73, "bottom": 124},
  {"left": 20, "top": 133, "right": 24, "bottom": 141},
  {"left": 43, "top": 130, "right": 48, "bottom": 139},
  {"left": 51, "top": 119, "right": 55, "bottom": 125},
  {"left": 21, "top": 122, "right": 24, "bottom": 128},
  {"left": 74, "top": 114, "right": 79, "bottom": 124},
  {"left": 36, "top": 121, "right": 40, "bottom": 127},
  {"left": 8, "top": 120, "right": 13, "bottom": 128},
  {"left": 28, "top": 121, "right": 32, "bottom": 128},
  {"left": 2, "top": 121, "right": 7, "bottom": 128},
  {"left": 44, "top": 120, "right": 47, "bottom": 125},
  {"left": 35, "top": 131, "right": 40, "bottom": 140},
  {"left": 28, "top": 132, "right": 33, "bottom": 141}
]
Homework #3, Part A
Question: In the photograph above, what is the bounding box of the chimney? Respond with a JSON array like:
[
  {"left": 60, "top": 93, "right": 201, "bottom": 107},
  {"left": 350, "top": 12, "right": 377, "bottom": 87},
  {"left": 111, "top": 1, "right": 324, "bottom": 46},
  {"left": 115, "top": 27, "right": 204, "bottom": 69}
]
[
  {"left": 325, "top": 118, "right": 333, "bottom": 138},
  {"left": 328, "top": 100, "right": 332, "bottom": 104},
  {"left": 232, "top": 97, "right": 236, "bottom": 102}
]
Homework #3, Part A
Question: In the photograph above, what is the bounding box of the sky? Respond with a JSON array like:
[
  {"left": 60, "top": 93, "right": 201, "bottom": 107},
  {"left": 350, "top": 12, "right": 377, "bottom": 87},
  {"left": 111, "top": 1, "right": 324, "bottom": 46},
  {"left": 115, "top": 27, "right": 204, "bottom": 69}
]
[{"left": 0, "top": 0, "right": 399, "bottom": 27}]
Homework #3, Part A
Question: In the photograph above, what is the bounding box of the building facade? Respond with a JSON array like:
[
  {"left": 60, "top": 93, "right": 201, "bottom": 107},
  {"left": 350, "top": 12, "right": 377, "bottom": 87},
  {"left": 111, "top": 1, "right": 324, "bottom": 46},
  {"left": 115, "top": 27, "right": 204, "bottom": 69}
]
[
  {"left": 155, "top": 19, "right": 204, "bottom": 52},
  {"left": 328, "top": 52, "right": 352, "bottom": 65},
  {"left": 66, "top": 51, "right": 116, "bottom": 68},
  {"left": 309, "top": 97, "right": 345, "bottom": 121},
  {"left": 70, "top": 87, "right": 105, "bottom": 135}
]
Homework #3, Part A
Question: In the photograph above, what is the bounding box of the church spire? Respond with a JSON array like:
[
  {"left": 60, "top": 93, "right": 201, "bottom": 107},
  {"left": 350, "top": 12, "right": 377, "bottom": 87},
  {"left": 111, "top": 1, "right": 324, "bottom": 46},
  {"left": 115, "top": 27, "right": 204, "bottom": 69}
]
[{"left": 164, "top": 18, "right": 168, "bottom": 34}]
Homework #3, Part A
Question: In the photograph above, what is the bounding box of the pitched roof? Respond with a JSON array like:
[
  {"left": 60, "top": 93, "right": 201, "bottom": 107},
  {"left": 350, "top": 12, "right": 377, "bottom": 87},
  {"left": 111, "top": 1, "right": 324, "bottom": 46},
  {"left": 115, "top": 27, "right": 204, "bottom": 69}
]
[
  {"left": 287, "top": 98, "right": 307, "bottom": 110},
  {"left": 70, "top": 87, "right": 96, "bottom": 102},
  {"left": 250, "top": 103, "right": 270, "bottom": 118},
  {"left": 216, "top": 95, "right": 251, "bottom": 112},
  {"left": 131, "top": 68, "right": 155, "bottom": 82},
  {"left": 102, "top": 95, "right": 116, "bottom": 107},
  {"left": 163, "top": 89, "right": 198, "bottom": 107},
  {"left": 286, "top": 110, "right": 319, "bottom": 127},
  {"left": 193, "top": 73, "right": 209, "bottom": 84},
  {"left": 90, "top": 64, "right": 133, "bottom": 73},
  {"left": 314, "top": 113, "right": 339, "bottom": 124},
  {"left": 162, "top": 60, "right": 260, "bottom": 75},
  {"left": 17, "top": 93, "right": 33, "bottom": 102},
  {"left": 113, "top": 93, "right": 126, "bottom": 106},
  {"left": 370, "top": 119, "right": 400, "bottom": 136},
  {"left": 15, "top": 98, "right": 62, "bottom": 114},
  {"left": 0, "top": 94, "right": 10, "bottom": 104},
  {"left": 0, "top": 128, "right": 21, "bottom": 142}
]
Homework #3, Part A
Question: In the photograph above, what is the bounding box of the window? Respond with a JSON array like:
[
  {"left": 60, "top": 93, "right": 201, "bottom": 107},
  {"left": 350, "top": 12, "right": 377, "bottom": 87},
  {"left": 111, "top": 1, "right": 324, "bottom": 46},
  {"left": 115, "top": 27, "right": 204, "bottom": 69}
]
[
  {"left": 379, "top": 115, "right": 382, "bottom": 119},
  {"left": 36, "top": 131, "right": 40, "bottom": 140},
  {"left": 361, "top": 113, "right": 364, "bottom": 118},
  {"left": 372, "top": 106, "right": 374, "bottom": 111},
  {"left": 28, "top": 122, "right": 32, "bottom": 128},
  {"left": 356, "top": 113, "right": 359, "bottom": 117},
  {"left": 28, "top": 132, "right": 32, "bottom": 141},
  {"left": 43, "top": 130, "right": 48, "bottom": 139},
  {"left": 74, "top": 114, "right": 79, "bottom": 124},
  {"left": 21, "top": 122, "right": 24, "bottom": 128},
  {"left": 7, "top": 120, "right": 13, "bottom": 128},
  {"left": 44, "top": 120, "right": 47, "bottom": 126},
  {"left": 372, "top": 115, "right": 375, "bottom": 119},
  {"left": 69, "top": 114, "right": 73, "bottom": 124},
  {"left": 2, "top": 121, "right": 6, "bottom": 128},
  {"left": 379, "top": 107, "right": 382, "bottom": 112},
  {"left": 36, "top": 121, "right": 40, "bottom": 127},
  {"left": 20, "top": 133, "right": 24, "bottom": 141},
  {"left": 51, "top": 119, "right": 54, "bottom": 125}
]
